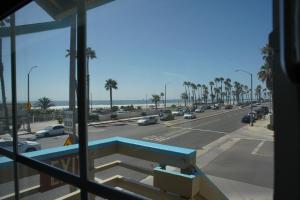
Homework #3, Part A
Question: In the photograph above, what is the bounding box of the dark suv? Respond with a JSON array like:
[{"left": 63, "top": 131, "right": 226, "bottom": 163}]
[{"left": 160, "top": 110, "right": 174, "bottom": 121}]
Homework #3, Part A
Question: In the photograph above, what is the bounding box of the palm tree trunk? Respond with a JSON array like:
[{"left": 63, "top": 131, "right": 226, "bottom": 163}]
[{"left": 110, "top": 88, "right": 112, "bottom": 110}]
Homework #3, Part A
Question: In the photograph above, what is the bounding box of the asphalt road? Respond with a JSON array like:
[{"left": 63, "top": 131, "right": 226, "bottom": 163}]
[
  {"left": 37, "top": 107, "right": 248, "bottom": 149},
  {"left": 0, "top": 106, "right": 274, "bottom": 199}
]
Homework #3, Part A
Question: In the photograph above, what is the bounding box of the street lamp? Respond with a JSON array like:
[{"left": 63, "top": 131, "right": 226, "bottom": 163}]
[
  {"left": 27, "top": 66, "right": 38, "bottom": 132},
  {"left": 235, "top": 69, "right": 253, "bottom": 126}
]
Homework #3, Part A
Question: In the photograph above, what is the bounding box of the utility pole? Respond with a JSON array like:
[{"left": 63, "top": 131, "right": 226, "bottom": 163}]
[
  {"left": 164, "top": 84, "right": 166, "bottom": 109},
  {"left": 146, "top": 94, "right": 148, "bottom": 109}
]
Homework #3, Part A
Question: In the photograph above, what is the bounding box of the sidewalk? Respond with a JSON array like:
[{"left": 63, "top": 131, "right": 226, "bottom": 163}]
[{"left": 196, "top": 115, "right": 273, "bottom": 200}]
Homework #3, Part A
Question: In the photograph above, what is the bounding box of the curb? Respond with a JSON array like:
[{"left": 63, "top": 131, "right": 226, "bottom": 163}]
[
  {"left": 164, "top": 107, "right": 246, "bottom": 127},
  {"left": 88, "top": 115, "right": 159, "bottom": 126}
]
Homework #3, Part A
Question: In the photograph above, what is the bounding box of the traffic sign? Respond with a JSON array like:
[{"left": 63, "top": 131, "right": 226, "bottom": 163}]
[
  {"left": 24, "top": 102, "right": 31, "bottom": 110},
  {"left": 64, "top": 111, "right": 73, "bottom": 134},
  {"left": 64, "top": 136, "right": 73, "bottom": 146}
]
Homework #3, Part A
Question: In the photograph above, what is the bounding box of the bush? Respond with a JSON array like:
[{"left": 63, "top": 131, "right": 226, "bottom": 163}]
[
  {"left": 137, "top": 106, "right": 142, "bottom": 110},
  {"left": 141, "top": 112, "right": 147, "bottom": 116},
  {"left": 57, "top": 117, "right": 63, "bottom": 124},
  {"left": 111, "top": 106, "right": 119, "bottom": 112},
  {"left": 171, "top": 104, "right": 176, "bottom": 108},
  {"left": 89, "top": 113, "right": 99, "bottom": 121}
]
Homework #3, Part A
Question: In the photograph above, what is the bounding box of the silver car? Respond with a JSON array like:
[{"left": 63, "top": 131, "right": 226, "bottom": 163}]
[
  {"left": 0, "top": 139, "right": 41, "bottom": 153},
  {"left": 36, "top": 124, "right": 65, "bottom": 138},
  {"left": 184, "top": 112, "right": 196, "bottom": 119},
  {"left": 137, "top": 116, "right": 158, "bottom": 126}
]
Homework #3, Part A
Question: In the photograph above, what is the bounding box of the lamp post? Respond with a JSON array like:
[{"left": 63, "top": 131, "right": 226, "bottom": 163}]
[
  {"left": 164, "top": 84, "right": 166, "bottom": 109},
  {"left": 27, "top": 66, "right": 38, "bottom": 132},
  {"left": 235, "top": 69, "right": 253, "bottom": 126}
]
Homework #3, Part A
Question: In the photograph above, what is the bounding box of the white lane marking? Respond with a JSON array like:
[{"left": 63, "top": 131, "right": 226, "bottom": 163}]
[
  {"left": 251, "top": 141, "right": 265, "bottom": 155},
  {"left": 170, "top": 126, "right": 228, "bottom": 134},
  {"left": 143, "top": 135, "right": 167, "bottom": 142},
  {"left": 143, "top": 130, "right": 191, "bottom": 142}
]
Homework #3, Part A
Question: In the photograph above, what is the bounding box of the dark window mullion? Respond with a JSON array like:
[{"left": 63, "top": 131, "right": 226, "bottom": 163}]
[
  {"left": 76, "top": 0, "right": 88, "bottom": 198},
  {"left": 9, "top": 13, "right": 20, "bottom": 200}
]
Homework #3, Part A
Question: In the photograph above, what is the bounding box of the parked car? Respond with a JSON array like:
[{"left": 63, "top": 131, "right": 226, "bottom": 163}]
[
  {"left": 172, "top": 110, "right": 184, "bottom": 116},
  {"left": 248, "top": 111, "right": 258, "bottom": 120},
  {"left": 212, "top": 104, "right": 220, "bottom": 110},
  {"left": 195, "top": 107, "right": 205, "bottom": 113},
  {"left": 241, "top": 114, "right": 254, "bottom": 123},
  {"left": 35, "top": 125, "right": 65, "bottom": 138},
  {"left": 225, "top": 104, "right": 233, "bottom": 109},
  {"left": 0, "top": 139, "right": 41, "bottom": 152},
  {"left": 261, "top": 106, "right": 269, "bottom": 115},
  {"left": 254, "top": 108, "right": 264, "bottom": 119},
  {"left": 137, "top": 116, "right": 158, "bottom": 126},
  {"left": 184, "top": 112, "right": 196, "bottom": 119},
  {"left": 160, "top": 110, "right": 174, "bottom": 121}
]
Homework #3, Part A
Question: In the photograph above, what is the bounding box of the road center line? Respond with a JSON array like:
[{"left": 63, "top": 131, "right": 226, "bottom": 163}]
[
  {"left": 251, "top": 141, "right": 265, "bottom": 155},
  {"left": 170, "top": 126, "right": 228, "bottom": 134}
]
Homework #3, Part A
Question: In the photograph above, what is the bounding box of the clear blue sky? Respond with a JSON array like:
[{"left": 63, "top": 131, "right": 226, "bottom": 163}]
[{"left": 2, "top": 0, "right": 272, "bottom": 102}]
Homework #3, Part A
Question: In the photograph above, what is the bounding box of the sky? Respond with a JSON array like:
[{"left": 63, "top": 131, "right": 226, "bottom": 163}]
[{"left": 1, "top": 0, "right": 272, "bottom": 102}]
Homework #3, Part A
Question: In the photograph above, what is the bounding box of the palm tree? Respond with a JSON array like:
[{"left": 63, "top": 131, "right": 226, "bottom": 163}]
[
  {"left": 244, "top": 85, "right": 249, "bottom": 101},
  {"left": 160, "top": 92, "right": 164, "bottom": 106},
  {"left": 214, "top": 77, "right": 220, "bottom": 88},
  {"left": 203, "top": 86, "right": 209, "bottom": 104},
  {"left": 233, "top": 81, "right": 241, "bottom": 104},
  {"left": 255, "top": 85, "right": 262, "bottom": 102},
  {"left": 219, "top": 77, "right": 224, "bottom": 101},
  {"left": 214, "top": 87, "right": 220, "bottom": 103},
  {"left": 66, "top": 47, "right": 96, "bottom": 112},
  {"left": 258, "top": 43, "right": 273, "bottom": 91},
  {"left": 181, "top": 92, "right": 188, "bottom": 107},
  {"left": 197, "top": 83, "right": 201, "bottom": 103},
  {"left": 152, "top": 94, "right": 160, "bottom": 109},
  {"left": 186, "top": 81, "right": 191, "bottom": 105},
  {"left": 36, "top": 97, "right": 54, "bottom": 110},
  {"left": 224, "top": 78, "right": 232, "bottom": 104},
  {"left": 209, "top": 81, "right": 214, "bottom": 104},
  {"left": 190, "top": 83, "right": 197, "bottom": 105},
  {"left": 183, "top": 81, "right": 188, "bottom": 95},
  {"left": 104, "top": 79, "right": 118, "bottom": 110},
  {"left": 263, "top": 88, "right": 267, "bottom": 99}
]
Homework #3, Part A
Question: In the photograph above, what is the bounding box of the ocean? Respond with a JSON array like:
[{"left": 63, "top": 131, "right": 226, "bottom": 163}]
[{"left": 40, "top": 99, "right": 182, "bottom": 110}]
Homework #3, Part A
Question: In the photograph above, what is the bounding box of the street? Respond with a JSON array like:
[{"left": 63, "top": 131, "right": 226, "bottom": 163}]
[{"left": 1, "top": 106, "right": 274, "bottom": 199}]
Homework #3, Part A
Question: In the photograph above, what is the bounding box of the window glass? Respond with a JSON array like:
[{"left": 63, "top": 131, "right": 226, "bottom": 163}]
[
  {"left": 0, "top": 155, "right": 15, "bottom": 199},
  {"left": 18, "top": 163, "right": 79, "bottom": 200},
  {"left": 86, "top": 1, "right": 273, "bottom": 199},
  {"left": 0, "top": 15, "right": 13, "bottom": 151},
  {"left": 14, "top": 1, "right": 80, "bottom": 175}
]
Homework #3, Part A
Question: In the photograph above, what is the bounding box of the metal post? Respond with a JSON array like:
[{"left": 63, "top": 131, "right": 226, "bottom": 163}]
[
  {"left": 250, "top": 73, "right": 253, "bottom": 126},
  {"left": 164, "top": 84, "right": 166, "bottom": 109},
  {"left": 27, "top": 66, "right": 37, "bottom": 132},
  {"left": 146, "top": 94, "right": 148, "bottom": 109},
  {"left": 235, "top": 69, "right": 253, "bottom": 126}
]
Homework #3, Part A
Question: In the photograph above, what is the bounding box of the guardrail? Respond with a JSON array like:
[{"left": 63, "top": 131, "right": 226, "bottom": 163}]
[{"left": 0, "top": 137, "right": 228, "bottom": 200}]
